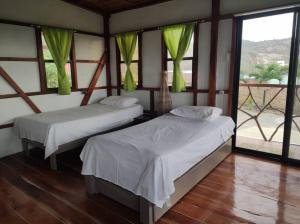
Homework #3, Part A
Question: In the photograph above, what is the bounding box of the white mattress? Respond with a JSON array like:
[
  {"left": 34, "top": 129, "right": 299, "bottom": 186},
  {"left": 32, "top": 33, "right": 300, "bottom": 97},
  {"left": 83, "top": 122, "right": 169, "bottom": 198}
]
[
  {"left": 14, "top": 104, "right": 143, "bottom": 158},
  {"left": 80, "top": 114, "right": 235, "bottom": 207}
]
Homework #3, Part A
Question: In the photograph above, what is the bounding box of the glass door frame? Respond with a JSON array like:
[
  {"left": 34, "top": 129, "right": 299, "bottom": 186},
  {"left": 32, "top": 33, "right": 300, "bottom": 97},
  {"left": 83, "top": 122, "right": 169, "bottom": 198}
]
[{"left": 231, "top": 7, "right": 300, "bottom": 166}]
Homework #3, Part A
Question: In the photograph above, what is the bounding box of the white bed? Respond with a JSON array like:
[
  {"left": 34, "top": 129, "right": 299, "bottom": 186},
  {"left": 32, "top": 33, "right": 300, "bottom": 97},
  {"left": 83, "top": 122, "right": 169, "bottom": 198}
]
[
  {"left": 14, "top": 103, "right": 143, "bottom": 158},
  {"left": 80, "top": 114, "right": 235, "bottom": 208}
]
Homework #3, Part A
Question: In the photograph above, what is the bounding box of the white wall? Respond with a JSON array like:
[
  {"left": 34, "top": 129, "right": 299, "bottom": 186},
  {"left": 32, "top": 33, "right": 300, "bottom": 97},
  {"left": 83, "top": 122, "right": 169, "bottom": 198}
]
[
  {"left": 142, "top": 31, "right": 162, "bottom": 88},
  {"left": 0, "top": 0, "right": 103, "bottom": 33},
  {"left": 110, "top": 0, "right": 299, "bottom": 33},
  {"left": 110, "top": 0, "right": 211, "bottom": 33},
  {"left": 0, "top": 0, "right": 105, "bottom": 158},
  {"left": 110, "top": 0, "right": 297, "bottom": 113},
  {"left": 220, "top": 0, "right": 300, "bottom": 15}
]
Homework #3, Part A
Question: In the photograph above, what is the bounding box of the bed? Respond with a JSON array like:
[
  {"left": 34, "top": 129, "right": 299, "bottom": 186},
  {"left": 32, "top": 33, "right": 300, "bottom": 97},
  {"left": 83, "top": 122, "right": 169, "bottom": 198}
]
[
  {"left": 14, "top": 103, "right": 143, "bottom": 169},
  {"left": 80, "top": 114, "right": 235, "bottom": 224}
]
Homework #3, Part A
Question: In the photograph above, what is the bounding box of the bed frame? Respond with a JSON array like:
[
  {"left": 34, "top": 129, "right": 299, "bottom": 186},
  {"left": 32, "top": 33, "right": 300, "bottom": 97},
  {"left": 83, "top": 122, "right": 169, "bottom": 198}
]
[
  {"left": 85, "top": 138, "right": 232, "bottom": 224},
  {"left": 21, "top": 120, "right": 141, "bottom": 170}
]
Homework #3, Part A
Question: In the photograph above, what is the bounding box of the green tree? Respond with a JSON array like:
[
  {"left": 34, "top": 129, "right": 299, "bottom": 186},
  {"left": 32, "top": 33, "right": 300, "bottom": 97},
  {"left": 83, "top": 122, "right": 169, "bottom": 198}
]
[
  {"left": 240, "top": 70, "right": 249, "bottom": 83},
  {"left": 45, "top": 63, "right": 59, "bottom": 88},
  {"left": 44, "top": 49, "right": 72, "bottom": 88},
  {"left": 249, "top": 63, "right": 288, "bottom": 83}
]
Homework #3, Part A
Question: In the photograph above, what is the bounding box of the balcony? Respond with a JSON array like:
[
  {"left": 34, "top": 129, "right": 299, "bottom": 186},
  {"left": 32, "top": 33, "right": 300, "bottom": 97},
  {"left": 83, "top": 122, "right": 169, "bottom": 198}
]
[{"left": 236, "top": 83, "right": 300, "bottom": 159}]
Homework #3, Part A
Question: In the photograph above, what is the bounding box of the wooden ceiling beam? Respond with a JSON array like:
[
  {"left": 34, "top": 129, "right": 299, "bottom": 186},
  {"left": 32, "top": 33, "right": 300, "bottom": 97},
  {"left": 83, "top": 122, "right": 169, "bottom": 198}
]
[
  {"left": 61, "top": 0, "right": 174, "bottom": 15},
  {"left": 110, "top": 0, "right": 173, "bottom": 14},
  {"left": 61, "top": 0, "right": 108, "bottom": 16}
]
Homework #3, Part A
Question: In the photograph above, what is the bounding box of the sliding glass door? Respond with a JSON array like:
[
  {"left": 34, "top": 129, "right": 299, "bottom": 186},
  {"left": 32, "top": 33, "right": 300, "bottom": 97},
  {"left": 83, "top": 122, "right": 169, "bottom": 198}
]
[
  {"left": 233, "top": 8, "right": 300, "bottom": 164},
  {"left": 287, "top": 11, "right": 300, "bottom": 161},
  {"left": 288, "top": 58, "right": 300, "bottom": 160}
]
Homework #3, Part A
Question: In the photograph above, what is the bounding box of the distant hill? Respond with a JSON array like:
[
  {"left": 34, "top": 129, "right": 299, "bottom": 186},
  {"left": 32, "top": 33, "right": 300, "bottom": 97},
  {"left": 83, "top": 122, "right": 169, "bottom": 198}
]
[{"left": 241, "top": 38, "right": 291, "bottom": 74}]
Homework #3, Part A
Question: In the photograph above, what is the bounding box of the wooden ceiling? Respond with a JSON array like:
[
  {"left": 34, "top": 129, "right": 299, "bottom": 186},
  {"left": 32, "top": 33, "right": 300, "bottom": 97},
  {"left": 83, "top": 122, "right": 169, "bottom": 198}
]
[{"left": 62, "top": 0, "right": 173, "bottom": 14}]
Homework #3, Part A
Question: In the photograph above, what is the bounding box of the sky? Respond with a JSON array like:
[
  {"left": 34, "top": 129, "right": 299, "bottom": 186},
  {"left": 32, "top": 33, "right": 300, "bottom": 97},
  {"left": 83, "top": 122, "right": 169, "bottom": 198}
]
[{"left": 242, "top": 13, "right": 294, "bottom": 42}]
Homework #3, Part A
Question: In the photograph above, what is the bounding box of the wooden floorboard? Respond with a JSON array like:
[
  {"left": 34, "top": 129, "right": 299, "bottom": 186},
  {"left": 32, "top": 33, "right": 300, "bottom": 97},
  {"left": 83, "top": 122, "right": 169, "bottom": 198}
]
[
  {"left": 0, "top": 177, "right": 63, "bottom": 224},
  {"left": 0, "top": 192, "right": 29, "bottom": 224},
  {"left": 0, "top": 150, "right": 300, "bottom": 224}
]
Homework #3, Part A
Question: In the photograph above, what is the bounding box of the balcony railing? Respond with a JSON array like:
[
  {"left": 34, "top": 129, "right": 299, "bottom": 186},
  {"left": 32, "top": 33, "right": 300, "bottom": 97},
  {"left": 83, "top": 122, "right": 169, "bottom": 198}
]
[{"left": 237, "top": 83, "right": 300, "bottom": 143}]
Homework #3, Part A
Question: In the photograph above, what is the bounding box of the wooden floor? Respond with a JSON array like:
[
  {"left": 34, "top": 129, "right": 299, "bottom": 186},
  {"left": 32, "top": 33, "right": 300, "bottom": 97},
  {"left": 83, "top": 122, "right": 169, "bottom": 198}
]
[{"left": 1, "top": 150, "right": 300, "bottom": 224}]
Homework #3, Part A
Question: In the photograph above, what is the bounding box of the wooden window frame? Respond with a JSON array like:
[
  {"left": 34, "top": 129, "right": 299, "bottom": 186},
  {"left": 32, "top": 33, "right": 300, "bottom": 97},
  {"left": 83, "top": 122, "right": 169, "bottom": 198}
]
[
  {"left": 116, "top": 32, "right": 143, "bottom": 91},
  {"left": 162, "top": 25, "right": 198, "bottom": 91},
  {"left": 0, "top": 20, "right": 106, "bottom": 104},
  {"left": 37, "top": 30, "right": 77, "bottom": 93}
]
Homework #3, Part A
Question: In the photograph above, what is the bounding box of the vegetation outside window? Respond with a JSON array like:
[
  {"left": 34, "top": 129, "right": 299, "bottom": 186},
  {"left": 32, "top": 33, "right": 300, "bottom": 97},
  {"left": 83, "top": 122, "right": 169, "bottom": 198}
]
[
  {"left": 166, "top": 35, "right": 194, "bottom": 87},
  {"left": 163, "top": 23, "right": 195, "bottom": 92},
  {"left": 42, "top": 27, "right": 73, "bottom": 95},
  {"left": 117, "top": 32, "right": 138, "bottom": 91}
]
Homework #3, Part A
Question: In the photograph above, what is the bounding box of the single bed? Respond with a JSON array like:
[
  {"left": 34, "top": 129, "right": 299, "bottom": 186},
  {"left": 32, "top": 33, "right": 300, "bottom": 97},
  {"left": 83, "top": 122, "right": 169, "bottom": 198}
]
[
  {"left": 14, "top": 103, "right": 143, "bottom": 169},
  {"left": 80, "top": 114, "right": 235, "bottom": 224}
]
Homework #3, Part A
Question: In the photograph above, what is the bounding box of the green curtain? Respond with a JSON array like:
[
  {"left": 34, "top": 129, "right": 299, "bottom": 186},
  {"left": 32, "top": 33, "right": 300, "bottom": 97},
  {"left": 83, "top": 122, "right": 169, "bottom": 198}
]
[
  {"left": 42, "top": 27, "right": 73, "bottom": 95},
  {"left": 163, "top": 24, "right": 194, "bottom": 92},
  {"left": 116, "top": 32, "right": 137, "bottom": 91}
]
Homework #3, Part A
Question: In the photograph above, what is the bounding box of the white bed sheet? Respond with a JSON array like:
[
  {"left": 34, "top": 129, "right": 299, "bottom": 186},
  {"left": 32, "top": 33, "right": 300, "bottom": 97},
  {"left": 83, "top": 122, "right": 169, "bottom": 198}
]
[
  {"left": 80, "top": 114, "right": 235, "bottom": 207},
  {"left": 14, "top": 104, "right": 143, "bottom": 158}
]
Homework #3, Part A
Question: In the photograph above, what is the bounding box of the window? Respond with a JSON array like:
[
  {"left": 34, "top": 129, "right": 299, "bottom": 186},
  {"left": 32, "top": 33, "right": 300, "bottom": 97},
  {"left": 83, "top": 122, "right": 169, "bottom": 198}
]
[
  {"left": 117, "top": 36, "right": 141, "bottom": 87},
  {"left": 165, "top": 34, "right": 194, "bottom": 87},
  {"left": 42, "top": 34, "right": 72, "bottom": 89}
]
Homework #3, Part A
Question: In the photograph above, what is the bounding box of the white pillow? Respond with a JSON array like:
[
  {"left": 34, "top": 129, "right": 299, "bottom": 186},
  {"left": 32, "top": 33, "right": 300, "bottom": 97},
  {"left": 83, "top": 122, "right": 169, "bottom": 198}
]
[
  {"left": 170, "top": 106, "right": 222, "bottom": 120},
  {"left": 100, "top": 96, "right": 138, "bottom": 108}
]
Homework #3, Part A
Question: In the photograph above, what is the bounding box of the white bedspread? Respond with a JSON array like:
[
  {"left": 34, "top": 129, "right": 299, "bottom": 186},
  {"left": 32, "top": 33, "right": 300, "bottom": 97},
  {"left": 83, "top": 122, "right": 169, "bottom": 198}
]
[
  {"left": 14, "top": 104, "right": 143, "bottom": 158},
  {"left": 80, "top": 115, "right": 235, "bottom": 207}
]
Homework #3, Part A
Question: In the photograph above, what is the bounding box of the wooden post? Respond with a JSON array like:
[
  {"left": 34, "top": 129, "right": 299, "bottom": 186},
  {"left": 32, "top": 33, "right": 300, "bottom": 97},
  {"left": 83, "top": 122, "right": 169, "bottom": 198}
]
[
  {"left": 208, "top": 0, "right": 220, "bottom": 106},
  {"left": 116, "top": 39, "right": 122, "bottom": 95},
  {"left": 70, "top": 35, "right": 78, "bottom": 91},
  {"left": 227, "top": 18, "right": 237, "bottom": 116},
  {"left": 104, "top": 14, "right": 112, "bottom": 96},
  {"left": 161, "top": 33, "right": 167, "bottom": 72},
  {"left": 192, "top": 24, "right": 199, "bottom": 106},
  {"left": 150, "top": 90, "right": 155, "bottom": 113},
  {"left": 138, "top": 32, "right": 143, "bottom": 88}
]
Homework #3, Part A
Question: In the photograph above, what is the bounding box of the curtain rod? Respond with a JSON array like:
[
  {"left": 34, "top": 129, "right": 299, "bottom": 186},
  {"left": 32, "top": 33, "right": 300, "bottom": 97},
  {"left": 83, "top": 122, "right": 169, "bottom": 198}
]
[
  {"left": 110, "top": 14, "right": 233, "bottom": 37},
  {"left": 110, "top": 17, "right": 210, "bottom": 37},
  {"left": 0, "top": 19, "right": 104, "bottom": 37}
]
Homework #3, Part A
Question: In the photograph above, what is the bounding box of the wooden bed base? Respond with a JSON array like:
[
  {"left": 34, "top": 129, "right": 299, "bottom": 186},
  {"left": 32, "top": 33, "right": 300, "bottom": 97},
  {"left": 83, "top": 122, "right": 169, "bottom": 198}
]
[
  {"left": 21, "top": 120, "right": 140, "bottom": 170},
  {"left": 85, "top": 138, "right": 232, "bottom": 224}
]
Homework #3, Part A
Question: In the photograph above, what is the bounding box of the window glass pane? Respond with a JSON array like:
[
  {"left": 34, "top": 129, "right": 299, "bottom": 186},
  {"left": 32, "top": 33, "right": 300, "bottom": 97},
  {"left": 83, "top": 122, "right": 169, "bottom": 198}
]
[
  {"left": 167, "top": 60, "right": 192, "bottom": 86},
  {"left": 42, "top": 34, "right": 53, "bottom": 60},
  {"left": 42, "top": 33, "right": 70, "bottom": 60},
  {"left": 167, "top": 34, "right": 194, "bottom": 58},
  {"left": 121, "top": 63, "right": 138, "bottom": 84},
  {"left": 289, "top": 36, "right": 300, "bottom": 160},
  {"left": 236, "top": 13, "right": 293, "bottom": 155},
  {"left": 120, "top": 39, "right": 139, "bottom": 61},
  {"left": 45, "top": 63, "right": 71, "bottom": 88}
]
